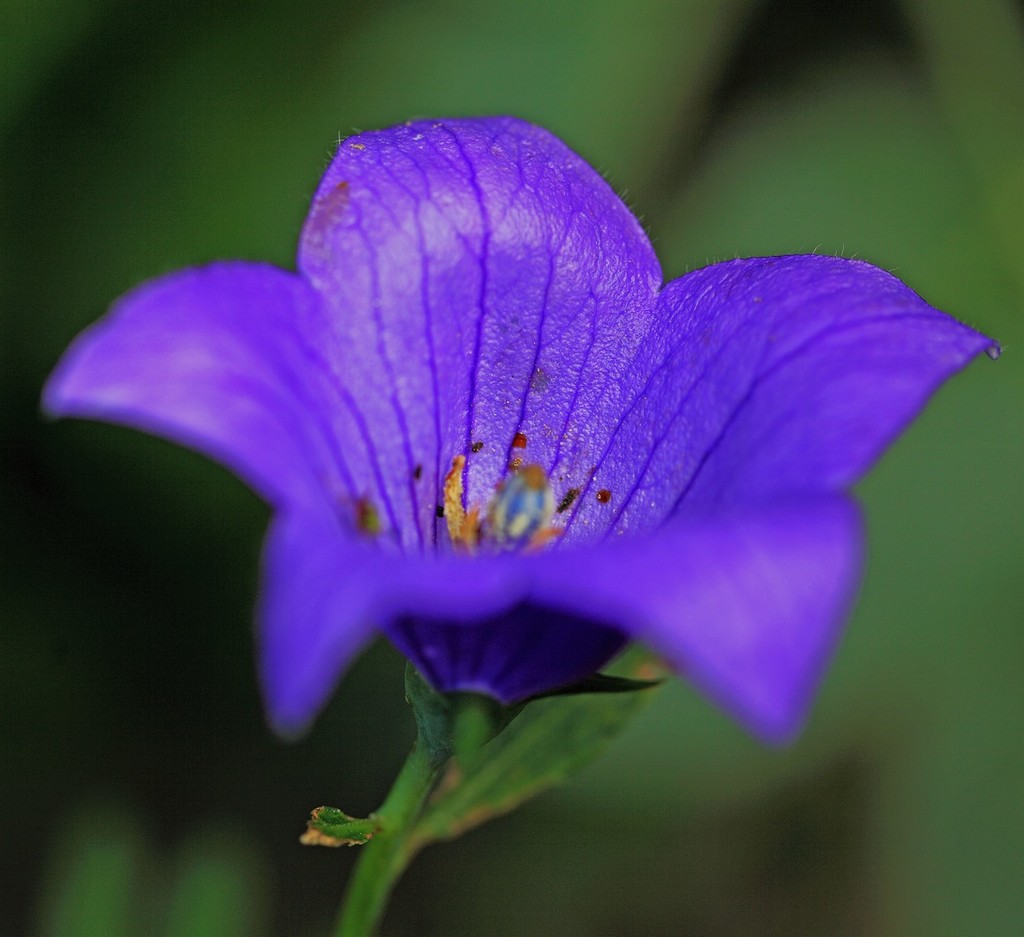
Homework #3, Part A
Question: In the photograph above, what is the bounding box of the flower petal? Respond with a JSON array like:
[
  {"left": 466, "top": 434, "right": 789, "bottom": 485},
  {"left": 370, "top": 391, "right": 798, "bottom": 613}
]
[
  {"left": 297, "top": 117, "right": 661, "bottom": 550},
  {"left": 260, "top": 508, "right": 627, "bottom": 732},
  {"left": 388, "top": 605, "right": 627, "bottom": 706},
  {"left": 259, "top": 509, "right": 384, "bottom": 735},
  {"left": 262, "top": 494, "right": 856, "bottom": 741},
  {"left": 577, "top": 255, "right": 997, "bottom": 534},
  {"left": 531, "top": 495, "right": 863, "bottom": 742},
  {"left": 44, "top": 263, "right": 354, "bottom": 513}
]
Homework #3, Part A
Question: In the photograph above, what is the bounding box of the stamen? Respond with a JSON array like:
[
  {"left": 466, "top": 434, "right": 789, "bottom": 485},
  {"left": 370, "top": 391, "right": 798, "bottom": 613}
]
[
  {"left": 443, "top": 455, "right": 480, "bottom": 551},
  {"left": 442, "top": 454, "right": 563, "bottom": 553}
]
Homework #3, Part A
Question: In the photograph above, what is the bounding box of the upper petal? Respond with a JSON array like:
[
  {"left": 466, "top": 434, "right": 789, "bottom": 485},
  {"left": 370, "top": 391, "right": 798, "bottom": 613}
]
[
  {"left": 578, "top": 255, "right": 997, "bottom": 533},
  {"left": 44, "top": 263, "right": 357, "bottom": 514},
  {"left": 297, "top": 117, "right": 662, "bottom": 550}
]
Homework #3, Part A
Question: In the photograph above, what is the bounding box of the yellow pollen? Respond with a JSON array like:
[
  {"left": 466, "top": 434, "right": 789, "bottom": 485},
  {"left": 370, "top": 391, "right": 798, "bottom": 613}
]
[{"left": 444, "top": 455, "right": 480, "bottom": 551}]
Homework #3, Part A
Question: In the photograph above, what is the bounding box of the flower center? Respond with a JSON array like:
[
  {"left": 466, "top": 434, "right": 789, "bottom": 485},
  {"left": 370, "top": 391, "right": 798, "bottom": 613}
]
[{"left": 443, "top": 454, "right": 562, "bottom": 553}]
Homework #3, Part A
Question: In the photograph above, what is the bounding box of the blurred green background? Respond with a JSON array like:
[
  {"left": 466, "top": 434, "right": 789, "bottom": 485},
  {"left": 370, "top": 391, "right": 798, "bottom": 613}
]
[{"left": 2, "top": 0, "right": 1022, "bottom": 934}]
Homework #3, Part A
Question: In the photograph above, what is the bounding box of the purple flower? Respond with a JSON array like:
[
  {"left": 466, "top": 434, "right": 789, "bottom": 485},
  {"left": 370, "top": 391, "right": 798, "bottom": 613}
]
[{"left": 45, "top": 117, "right": 996, "bottom": 742}]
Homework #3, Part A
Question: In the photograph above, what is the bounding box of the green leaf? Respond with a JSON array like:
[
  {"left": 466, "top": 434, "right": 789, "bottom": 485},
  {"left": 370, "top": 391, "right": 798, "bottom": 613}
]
[
  {"left": 301, "top": 807, "right": 379, "bottom": 847},
  {"left": 409, "top": 649, "right": 665, "bottom": 847}
]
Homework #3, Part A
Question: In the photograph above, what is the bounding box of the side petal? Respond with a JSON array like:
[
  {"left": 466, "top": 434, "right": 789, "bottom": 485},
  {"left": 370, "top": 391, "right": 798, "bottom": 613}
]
[
  {"left": 583, "top": 255, "right": 997, "bottom": 533},
  {"left": 44, "top": 263, "right": 351, "bottom": 512},
  {"left": 298, "top": 117, "right": 662, "bottom": 550},
  {"left": 530, "top": 496, "right": 863, "bottom": 742},
  {"left": 259, "top": 509, "right": 386, "bottom": 735}
]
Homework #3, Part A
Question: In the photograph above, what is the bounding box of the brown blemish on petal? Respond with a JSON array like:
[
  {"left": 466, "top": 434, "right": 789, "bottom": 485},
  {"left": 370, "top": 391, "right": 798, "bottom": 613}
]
[
  {"left": 471, "top": 440, "right": 484, "bottom": 453},
  {"left": 305, "top": 181, "right": 352, "bottom": 249},
  {"left": 596, "top": 489, "right": 612, "bottom": 504},
  {"left": 512, "top": 431, "right": 528, "bottom": 449},
  {"left": 355, "top": 497, "right": 382, "bottom": 535},
  {"left": 556, "top": 487, "right": 581, "bottom": 514},
  {"left": 323, "top": 181, "right": 350, "bottom": 215}
]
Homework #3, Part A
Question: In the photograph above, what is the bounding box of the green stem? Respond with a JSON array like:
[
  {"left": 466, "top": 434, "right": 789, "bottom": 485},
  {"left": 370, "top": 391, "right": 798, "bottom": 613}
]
[{"left": 334, "top": 742, "right": 442, "bottom": 937}]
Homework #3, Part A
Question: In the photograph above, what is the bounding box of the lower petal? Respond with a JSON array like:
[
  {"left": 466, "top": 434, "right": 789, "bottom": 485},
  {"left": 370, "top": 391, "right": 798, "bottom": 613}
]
[
  {"left": 389, "top": 606, "right": 626, "bottom": 705},
  {"left": 261, "top": 510, "right": 628, "bottom": 730},
  {"left": 260, "top": 496, "right": 861, "bottom": 743},
  {"left": 530, "top": 495, "right": 863, "bottom": 742}
]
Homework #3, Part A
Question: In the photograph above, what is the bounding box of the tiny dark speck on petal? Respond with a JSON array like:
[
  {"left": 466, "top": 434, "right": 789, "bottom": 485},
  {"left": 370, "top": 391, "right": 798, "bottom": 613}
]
[
  {"left": 413, "top": 464, "right": 423, "bottom": 480},
  {"left": 435, "top": 504, "right": 445, "bottom": 518},
  {"left": 512, "top": 431, "right": 528, "bottom": 449},
  {"left": 556, "top": 487, "right": 580, "bottom": 513},
  {"left": 471, "top": 440, "right": 484, "bottom": 453},
  {"left": 596, "top": 489, "right": 612, "bottom": 504}
]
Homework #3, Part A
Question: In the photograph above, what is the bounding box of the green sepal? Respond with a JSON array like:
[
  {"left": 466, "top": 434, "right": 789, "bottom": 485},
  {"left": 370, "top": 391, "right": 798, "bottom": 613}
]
[
  {"left": 404, "top": 663, "right": 523, "bottom": 766},
  {"left": 409, "top": 648, "right": 665, "bottom": 847},
  {"left": 404, "top": 663, "right": 455, "bottom": 767},
  {"left": 300, "top": 806, "right": 379, "bottom": 847},
  {"left": 530, "top": 671, "right": 664, "bottom": 699}
]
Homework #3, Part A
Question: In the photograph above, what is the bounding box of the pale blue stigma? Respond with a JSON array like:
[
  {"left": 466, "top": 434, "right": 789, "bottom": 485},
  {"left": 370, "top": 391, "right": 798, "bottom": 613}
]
[{"left": 486, "top": 464, "right": 555, "bottom": 547}]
